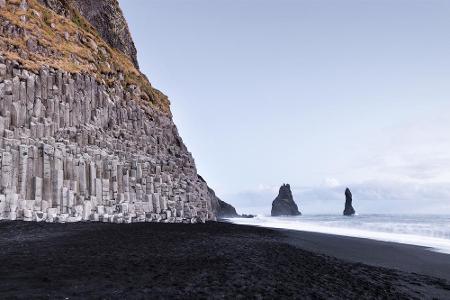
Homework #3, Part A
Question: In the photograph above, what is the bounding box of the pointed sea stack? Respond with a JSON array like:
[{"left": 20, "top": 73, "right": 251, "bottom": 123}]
[
  {"left": 343, "top": 188, "right": 356, "bottom": 216},
  {"left": 271, "top": 184, "right": 301, "bottom": 216}
]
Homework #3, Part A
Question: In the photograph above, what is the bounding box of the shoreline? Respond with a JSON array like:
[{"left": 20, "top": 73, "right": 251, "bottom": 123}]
[
  {"left": 227, "top": 215, "right": 450, "bottom": 255},
  {"left": 278, "top": 228, "right": 450, "bottom": 282},
  {"left": 1, "top": 220, "right": 450, "bottom": 298},
  {"left": 224, "top": 218, "right": 450, "bottom": 280}
]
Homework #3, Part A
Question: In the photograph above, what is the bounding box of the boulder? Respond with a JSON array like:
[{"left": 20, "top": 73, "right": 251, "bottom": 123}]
[
  {"left": 343, "top": 188, "right": 356, "bottom": 216},
  {"left": 241, "top": 214, "right": 255, "bottom": 218},
  {"left": 19, "top": 0, "right": 28, "bottom": 11},
  {"left": 271, "top": 184, "right": 301, "bottom": 216},
  {"left": 47, "top": 208, "right": 58, "bottom": 219},
  {"left": 23, "top": 209, "right": 33, "bottom": 221},
  {"left": 33, "top": 211, "right": 46, "bottom": 222}
]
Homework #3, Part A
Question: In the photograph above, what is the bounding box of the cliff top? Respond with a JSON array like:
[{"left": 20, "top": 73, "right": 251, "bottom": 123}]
[
  {"left": 0, "top": 0, "right": 170, "bottom": 114},
  {"left": 37, "top": 0, "right": 139, "bottom": 69}
]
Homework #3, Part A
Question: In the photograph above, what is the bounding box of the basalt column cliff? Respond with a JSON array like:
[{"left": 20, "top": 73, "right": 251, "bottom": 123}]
[{"left": 0, "top": 0, "right": 219, "bottom": 223}]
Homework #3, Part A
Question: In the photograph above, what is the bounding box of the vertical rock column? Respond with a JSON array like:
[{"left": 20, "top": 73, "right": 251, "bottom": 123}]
[{"left": 0, "top": 58, "right": 214, "bottom": 223}]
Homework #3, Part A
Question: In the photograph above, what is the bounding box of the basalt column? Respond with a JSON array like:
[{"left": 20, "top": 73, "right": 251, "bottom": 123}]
[{"left": 0, "top": 59, "right": 214, "bottom": 223}]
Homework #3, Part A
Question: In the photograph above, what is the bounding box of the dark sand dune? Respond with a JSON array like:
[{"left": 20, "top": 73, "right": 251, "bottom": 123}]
[{"left": 0, "top": 221, "right": 449, "bottom": 299}]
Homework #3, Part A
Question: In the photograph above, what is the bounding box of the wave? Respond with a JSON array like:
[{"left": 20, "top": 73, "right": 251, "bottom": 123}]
[{"left": 228, "top": 214, "right": 450, "bottom": 254}]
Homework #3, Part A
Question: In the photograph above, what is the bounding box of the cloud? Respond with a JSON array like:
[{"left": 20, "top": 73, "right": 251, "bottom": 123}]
[
  {"left": 322, "top": 177, "right": 340, "bottom": 188},
  {"left": 224, "top": 180, "right": 450, "bottom": 215},
  {"left": 358, "top": 115, "right": 450, "bottom": 184},
  {"left": 220, "top": 112, "right": 450, "bottom": 216}
]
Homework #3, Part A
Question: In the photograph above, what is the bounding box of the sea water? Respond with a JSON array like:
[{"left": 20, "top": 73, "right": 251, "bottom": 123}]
[{"left": 229, "top": 214, "right": 450, "bottom": 254}]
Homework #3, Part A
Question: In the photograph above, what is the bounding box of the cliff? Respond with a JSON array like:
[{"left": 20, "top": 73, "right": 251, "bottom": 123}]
[
  {"left": 0, "top": 0, "right": 216, "bottom": 223},
  {"left": 207, "top": 186, "right": 238, "bottom": 218},
  {"left": 0, "top": 0, "right": 168, "bottom": 112},
  {"left": 37, "top": 0, "right": 139, "bottom": 69},
  {"left": 198, "top": 175, "right": 238, "bottom": 218}
]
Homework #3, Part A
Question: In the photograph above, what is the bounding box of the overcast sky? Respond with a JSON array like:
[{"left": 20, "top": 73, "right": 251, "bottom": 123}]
[{"left": 119, "top": 0, "right": 450, "bottom": 215}]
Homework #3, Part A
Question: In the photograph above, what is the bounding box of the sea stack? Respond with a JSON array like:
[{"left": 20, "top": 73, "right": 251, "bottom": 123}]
[
  {"left": 271, "top": 184, "right": 301, "bottom": 216},
  {"left": 343, "top": 188, "right": 356, "bottom": 216}
]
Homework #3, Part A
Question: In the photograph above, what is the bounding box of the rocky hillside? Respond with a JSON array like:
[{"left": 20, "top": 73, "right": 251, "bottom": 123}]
[
  {"left": 37, "top": 0, "right": 139, "bottom": 69},
  {"left": 0, "top": 0, "right": 221, "bottom": 223},
  {"left": 0, "top": 0, "right": 167, "bottom": 111}
]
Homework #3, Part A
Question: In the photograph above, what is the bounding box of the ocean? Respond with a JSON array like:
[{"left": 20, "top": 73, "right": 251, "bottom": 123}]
[{"left": 229, "top": 214, "right": 450, "bottom": 254}]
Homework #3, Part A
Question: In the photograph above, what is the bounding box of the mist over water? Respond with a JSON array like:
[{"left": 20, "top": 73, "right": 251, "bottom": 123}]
[{"left": 229, "top": 214, "right": 450, "bottom": 254}]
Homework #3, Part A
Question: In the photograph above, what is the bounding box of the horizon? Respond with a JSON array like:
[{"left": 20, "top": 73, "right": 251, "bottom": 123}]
[{"left": 120, "top": 0, "right": 450, "bottom": 215}]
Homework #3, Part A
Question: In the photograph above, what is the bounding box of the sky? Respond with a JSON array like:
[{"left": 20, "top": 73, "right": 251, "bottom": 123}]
[{"left": 119, "top": 0, "right": 450, "bottom": 215}]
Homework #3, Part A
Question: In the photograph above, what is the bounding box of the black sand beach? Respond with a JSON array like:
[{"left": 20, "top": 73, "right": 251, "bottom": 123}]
[
  {"left": 0, "top": 221, "right": 449, "bottom": 299},
  {"left": 282, "top": 229, "right": 450, "bottom": 282}
]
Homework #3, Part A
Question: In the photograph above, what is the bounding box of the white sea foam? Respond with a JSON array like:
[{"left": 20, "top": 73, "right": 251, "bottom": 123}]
[{"left": 228, "top": 214, "right": 450, "bottom": 254}]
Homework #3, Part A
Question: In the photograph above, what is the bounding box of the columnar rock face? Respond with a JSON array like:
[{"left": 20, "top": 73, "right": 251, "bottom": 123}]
[
  {"left": 271, "top": 184, "right": 301, "bottom": 216},
  {"left": 0, "top": 58, "right": 213, "bottom": 223},
  {"left": 0, "top": 0, "right": 216, "bottom": 223},
  {"left": 343, "top": 188, "right": 355, "bottom": 216}
]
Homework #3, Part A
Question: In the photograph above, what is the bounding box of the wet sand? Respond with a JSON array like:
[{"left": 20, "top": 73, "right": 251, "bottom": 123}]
[
  {"left": 0, "top": 221, "right": 449, "bottom": 299},
  {"left": 282, "top": 228, "right": 450, "bottom": 282}
]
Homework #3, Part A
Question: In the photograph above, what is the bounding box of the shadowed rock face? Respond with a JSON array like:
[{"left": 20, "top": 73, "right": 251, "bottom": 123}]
[
  {"left": 38, "top": 0, "right": 139, "bottom": 69},
  {"left": 343, "top": 188, "right": 356, "bottom": 216},
  {"left": 271, "top": 184, "right": 301, "bottom": 216},
  {"left": 217, "top": 199, "right": 238, "bottom": 218},
  {"left": 199, "top": 175, "right": 238, "bottom": 218}
]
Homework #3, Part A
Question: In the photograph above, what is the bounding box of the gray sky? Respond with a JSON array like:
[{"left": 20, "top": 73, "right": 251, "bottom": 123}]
[{"left": 119, "top": 0, "right": 450, "bottom": 214}]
